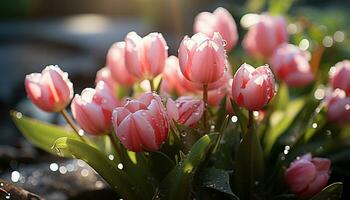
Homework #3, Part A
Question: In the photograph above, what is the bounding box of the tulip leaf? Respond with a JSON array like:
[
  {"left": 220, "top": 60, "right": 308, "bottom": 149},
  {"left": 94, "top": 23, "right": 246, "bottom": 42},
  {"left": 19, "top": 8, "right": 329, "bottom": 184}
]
[
  {"left": 53, "top": 137, "right": 140, "bottom": 200},
  {"left": 310, "top": 182, "right": 343, "bottom": 200},
  {"left": 149, "top": 151, "right": 175, "bottom": 182},
  {"left": 264, "top": 98, "right": 306, "bottom": 154},
  {"left": 198, "top": 168, "right": 239, "bottom": 199},
  {"left": 10, "top": 110, "right": 81, "bottom": 157},
  {"left": 235, "top": 125, "right": 264, "bottom": 200},
  {"left": 160, "top": 133, "right": 218, "bottom": 200}
]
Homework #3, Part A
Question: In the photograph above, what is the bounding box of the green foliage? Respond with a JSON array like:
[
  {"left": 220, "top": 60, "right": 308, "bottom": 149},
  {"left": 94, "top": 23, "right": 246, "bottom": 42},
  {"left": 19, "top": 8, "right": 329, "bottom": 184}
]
[
  {"left": 160, "top": 133, "right": 218, "bottom": 200},
  {"left": 235, "top": 125, "right": 265, "bottom": 199},
  {"left": 53, "top": 137, "right": 139, "bottom": 200},
  {"left": 310, "top": 182, "right": 343, "bottom": 200},
  {"left": 10, "top": 111, "right": 81, "bottom": 157},
  {"left": 198, "top": 168, "right": 239, "bottom": 200}
]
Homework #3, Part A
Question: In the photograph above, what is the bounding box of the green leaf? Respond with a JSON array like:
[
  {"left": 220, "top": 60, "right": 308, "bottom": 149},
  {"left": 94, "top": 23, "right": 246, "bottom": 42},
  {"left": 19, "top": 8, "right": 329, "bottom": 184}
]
[
  {"left": 264, "top": 98, "right": 306, "bottom": 154},
  {"left": 230, "top": 99, "right": 248, "bottom": 134},
  {"left": 235, "top": 125, "right": 264, "bottom": 200},
  {"left": 198, "top": 168, "right": 239, "bottom": 200},
  {"left": 10, "top": 111, "right": 81, "bottom": 157},
  {"left": 149, "top": 151, "right": 175, "bottom": 182},
  {"left": 53, "top": 137, "right": 139, "bottom": 200},
  {"left": 160, "top": 133, "right": 218, "bottom": 200},
  {"left": 310, "top": 182, "right": 343, "bottom": 200}
]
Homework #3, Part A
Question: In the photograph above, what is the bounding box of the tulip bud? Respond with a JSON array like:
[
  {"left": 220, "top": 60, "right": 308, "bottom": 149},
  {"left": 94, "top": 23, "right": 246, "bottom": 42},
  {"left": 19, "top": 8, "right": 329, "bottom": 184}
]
[
  {"left": 270, "top": 44, "right": 314, "bottom": 87},
  {"left": 112, "top": 92, "right": 169, "bottom": 152},
  {"left": 178, "top": 32, "right": 226, "bottom": 84},
  {"left": 166, "top": 97, "right": 204, "bottom": 127},
  {"left": 71, "top": 81, "right": 120, "bottom": 135},
  {"left": 243, "top": 14, "right": 288, "bottom": 59},
  {"left": 161, "top": 56, "right": 197, "bottom": 96},
  {"left": 194, "top": 7, "right": 238, "bottom": 51},
  {"left": 125, "top": 32, "right": 168, "bottom": 79},
  {"left": 285, "top": 154, "right": 331, "bottom": 198},
  {"left": 106, "top": 42, "right": 137, "bottom": 86},
  {"left": 231, "top": 63, "right": 276, "bottom": 111},
  {"left": 326, "top": 89, "right": 350, "bottom": 123},
  {"left": 329, "top": 60, "right": 350, "bottom": 95},
  {"left": 96, "top": 67, "right": 118, "bottom": 94},
  {"left": 25, "top": 65, "right": 73, "bottom": 112}
]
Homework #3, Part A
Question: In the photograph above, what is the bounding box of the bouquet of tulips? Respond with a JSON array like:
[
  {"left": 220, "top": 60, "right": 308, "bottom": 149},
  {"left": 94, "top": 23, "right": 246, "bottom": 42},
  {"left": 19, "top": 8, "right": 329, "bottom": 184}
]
[{"left": 11, "top": 6, "right": 350, "bottom": 200}]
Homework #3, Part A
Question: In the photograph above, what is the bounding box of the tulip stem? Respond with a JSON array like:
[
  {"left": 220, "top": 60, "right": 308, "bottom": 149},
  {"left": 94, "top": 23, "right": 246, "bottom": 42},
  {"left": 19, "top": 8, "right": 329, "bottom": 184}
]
[
  {"left": 108, "top": 132, "right": 121, "bottom": 160},
  {"left": 60, "top": 109, "right": 87, "bottom": 143},
  {"left": 203, "top": 84, "right": 208, "bottom": 132},
  {"left": 248, "top": 110, "right": 253, "bottom": 128},
  {"left": 149, "top": 79, "right": 155, "bottom": 92}
]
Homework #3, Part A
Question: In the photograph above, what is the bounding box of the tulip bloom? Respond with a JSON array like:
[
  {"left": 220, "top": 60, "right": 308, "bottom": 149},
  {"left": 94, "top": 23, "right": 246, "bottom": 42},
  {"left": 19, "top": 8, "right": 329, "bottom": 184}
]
[
  {"left": 106, "top": 42, "right": 137, "bottom": 86},
  {"left": 71, "top": 81, "right": 120, "bottom": 135},
  {"left": 232, "top": 63, "right": 276, "bottom": 111},
  {"left": 243, "top": 14, "right": 288, "bottom": 59},
  {"left": 125, "top": 32, "right": 168, "bottom": 79},
  {"left": 270, "top": 44, "right": 314, "bottom": 87},
  {"left": 178, "top": 32, "right": 226, "bottom": 84},
  {"left": 194, "top": 7, "right": 238, "bottom": 51},
  {"left": 112, "top": 92, "right": 169, "bottom": 152},
  {"left": 326, "top": 89, "right": 350, "bottom": 123},
  {"left": 25, "top": 65, "right": 73, "bottom": 112},
  {"left": 329, "top": 60, "right": 350, "bottom": 95},
  {"left": 166, "top": 97, "right": 204, "bottom": 127},
  {"left": 285, "top": 154, "right": 331, "bottom": 198}
]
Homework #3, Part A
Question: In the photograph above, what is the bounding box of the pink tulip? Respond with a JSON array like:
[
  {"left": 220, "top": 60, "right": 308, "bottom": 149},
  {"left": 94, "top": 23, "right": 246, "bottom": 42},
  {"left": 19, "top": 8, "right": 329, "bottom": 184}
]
[
  {"left": 125, "top": 32, "right": 168, "bottom": 79},
  {"left": 285, "top": 154, "right": 331, "bottom": 198},
  {"left": 96, "top": 67, "right": 118, "bottom": 94},
  {"left": 326, "top": 89, "right": 350, "bottom": 123},
  {"left": 25, "top": 65, "right": 73, "bottom": 112},
  {"left": 178, "top": 32, "right": 226, "bottom": 84},
  {"left": 194, "top": 7, "right": 238, "bottom": 51},
  {"left": 270, "top": 44, "right": 314, "bottom": 87},
  {"left": 161, "top": 56, "right": 197, "bottom": 96},
  {"left": 71, "top": 81, "right": 120, "bottom": 135},
  {"left": 243, "top": 14, "right": 288, "bottom": 59},
  {"left": 106, "top": 42, "right": 137, "bottom": 86},
  {"left": 112, "top": 92, "right": 169, "bottom": 152},
  {"left": 166, "top": 97, "right": 204, "bottom": 127},
  {"left": 231, "top": 63, "right": 276, "bottom": 111},
  {"left": 208, "top": 78, "right": 234, "bottom": 115},
  {"left": 329, "top": 60, "right": 350, "bottom": 96}
]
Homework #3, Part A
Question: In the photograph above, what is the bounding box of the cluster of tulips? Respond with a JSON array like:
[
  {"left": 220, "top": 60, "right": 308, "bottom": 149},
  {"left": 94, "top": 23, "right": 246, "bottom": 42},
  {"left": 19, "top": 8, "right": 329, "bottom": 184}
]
[{"left": 18, "top": 6, "right": 349, "bottom": 200}]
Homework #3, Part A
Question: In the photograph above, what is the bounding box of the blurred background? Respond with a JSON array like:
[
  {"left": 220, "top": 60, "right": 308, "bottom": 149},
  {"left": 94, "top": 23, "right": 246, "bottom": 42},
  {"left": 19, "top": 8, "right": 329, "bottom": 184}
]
[{"left": 0, "top": 0, "right": 349, "bottom": 199}]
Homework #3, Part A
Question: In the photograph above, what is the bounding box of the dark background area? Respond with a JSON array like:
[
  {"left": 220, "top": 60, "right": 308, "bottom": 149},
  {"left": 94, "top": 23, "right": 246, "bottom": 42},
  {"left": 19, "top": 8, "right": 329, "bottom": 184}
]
[{"left": 0, "top": 0, "right": 349, "bottom": 199}]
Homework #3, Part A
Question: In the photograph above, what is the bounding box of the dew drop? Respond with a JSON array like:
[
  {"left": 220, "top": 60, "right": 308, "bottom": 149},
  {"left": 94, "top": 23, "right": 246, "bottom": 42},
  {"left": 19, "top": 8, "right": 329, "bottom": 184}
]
[
  {"left": 11, "top": 171, "right": 20, "bottom": 183},
  {"left": 180, "top": 132, "right": 187, "bottom": 137},
  {"left": 78, "top": 130, "right": 85, "bottom": 136},
  {"left": 345, "top": 104, "right": 350, "bottom": 110},
  {"left": 49, "top": 163, "right": 58, "bottom": 171},
  {"left": 108, "top": 154, "right": 114, "bottom": 160},
  {"left": 81, "top": 169, "right": 89, "bottom": 177},
  {"left": 118, "top": 163, "right": 124, "bottom": 170},
  {"left": 231, "top": 116, "right": 238, "bottom": 123},
  {"left": 15, "top": 112, "right": 22, "bottom": 119},
  {"left": 312, "top": 123, "right": 318, "bottom": 129}
]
